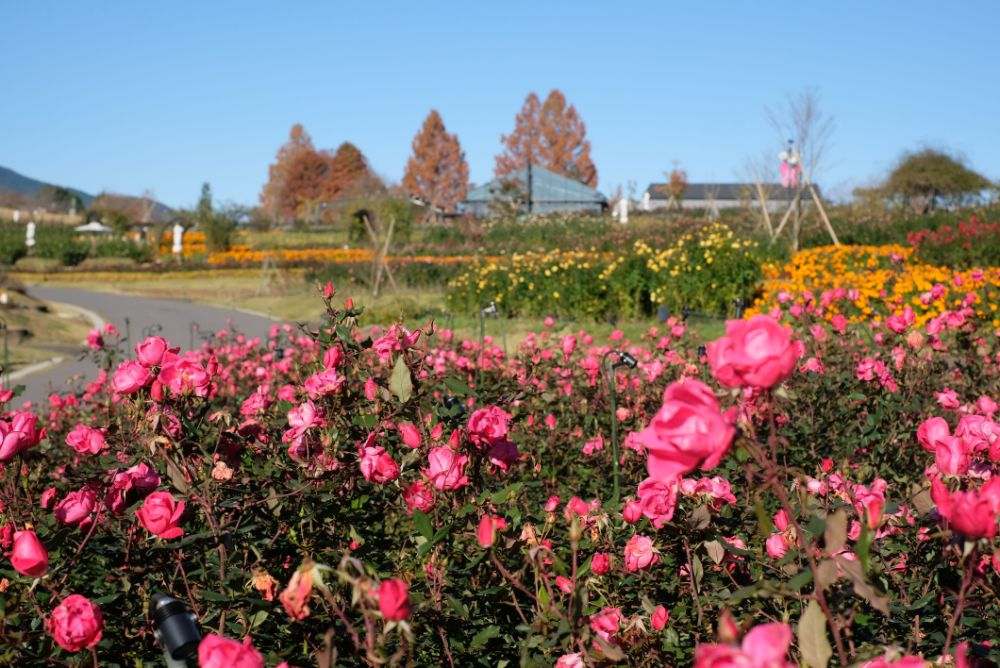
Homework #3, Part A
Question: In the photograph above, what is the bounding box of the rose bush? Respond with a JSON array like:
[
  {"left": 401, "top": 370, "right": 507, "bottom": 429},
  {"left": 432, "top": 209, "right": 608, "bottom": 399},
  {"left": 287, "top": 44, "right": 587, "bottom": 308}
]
[{"left": 0, "top": 283, "right": 996, "bottom": 666}]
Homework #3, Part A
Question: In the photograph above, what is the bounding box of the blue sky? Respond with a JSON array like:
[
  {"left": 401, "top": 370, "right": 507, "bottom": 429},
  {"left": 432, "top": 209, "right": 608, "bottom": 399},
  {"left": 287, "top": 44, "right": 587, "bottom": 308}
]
[{"left": 4, "top": 2, "right": 998, "bottom": 209}]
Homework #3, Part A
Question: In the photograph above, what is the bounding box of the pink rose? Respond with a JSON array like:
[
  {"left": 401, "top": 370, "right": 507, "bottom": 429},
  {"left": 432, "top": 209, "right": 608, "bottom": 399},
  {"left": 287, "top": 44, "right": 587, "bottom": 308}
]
[
  {"left": 10, "top": 530, "right": 48, "bottom": 577},
  {"left": 47, "top": 594, "right": 103, "bottom": 652},
  {"left": 104, "top": 462, "right": 160, "bottom": 515},
  {"left": 54, "top": 487, "right": 98, "bottom": 526},
  {"left": 399, "top": 422, "right": 422, "bottom": 449},
  {"left": 322, "top": 346, "right": 343, "bottom": 369},
  {"left": 136, "top": 491, "right": 185, "bottom": 539},
  {"left": 555, "top": 654, "right": 585, "bottom": 668},
  {"left": 477, "top": 515, "right": 506, "bottom": 548},
  {"left": 935, "top": 436, "right": 970, "bottom": 475},
  {"left": 283, "top": 401, "right": 323, "bottom": 442},
  {"left": 135, "top": 335, "right": 175, "bottom": 367},
  {"left": 624, "top": 534, "right": 658, "bottom": 572},
  {"left": 402, "top": 481, "right": 434, "bottom": 515},
  {"left": 0, "top": 412, "right": 45, "bottom": 462},
  {"left": 425, "top": 447, "right": 469, "bottom": 491},
  {"left": 765, "top": 533, "right": 788, "bottom": 559},
  {"left": 198, "top": 634, "right": 264, "bottom": 668},
  {"left": 65, "top": 424, "right": 106, "bottom": 455},
  {"left": 623, "top": 500, "right": 642, "bottom": 523},
  {"left": 589, "top": 607, "right": 624, "bottom": 644},
  {"left": 917, "top": 417, "right": 951, "bottom": 452},
  {"left": 590, "top": 552, "right": 611, "bottom": 575},
  {"left": 637, "top": 380, "right": 736, "bottom": 481},
  {"left": 651, "top": 604, "right": 669, "bottom": 631},
  {"left": 636, "top": 477, "right": 678, "bottom": 528},
  {"left": 112, "top": 360, "right": 152, "bottom": 394},
  {"left": 158, "top": 357, "right": 211, "bottom": 397},
  {"left": 359, "top": 445, "right": 399, "bottom": 484},
  {"left": 304, "top": 368, "right": 345, "bottom": 399},
  {"left": 467, "top": 406, "right": 512, "bottom": 446},
  {"left": 86, "top": 329, "right": 103, "bottom": 350},
  {"left": 280, "top": 564, "right": 314, "bottom": 620},
  {"left": 932, "top": 477, "right": 1000, "bottom": 539},
  {"left": 706, "top": 315, "right": 800, "bottom": 389},
  {"left": 376, "top": 578, "right": 411, "bottom": 621},
  {"left": 694, "top": 622, "right": 795, "bottom": 668}
]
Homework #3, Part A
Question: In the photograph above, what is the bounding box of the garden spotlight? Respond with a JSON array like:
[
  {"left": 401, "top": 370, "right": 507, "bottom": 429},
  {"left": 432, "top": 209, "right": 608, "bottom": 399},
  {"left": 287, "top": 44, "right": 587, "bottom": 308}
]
[
  {"left": 151, "top": 594, "right": 201, "bottom": 667},
  {"left": 602, "top": 349, "right": 637, "bottom": 505}
]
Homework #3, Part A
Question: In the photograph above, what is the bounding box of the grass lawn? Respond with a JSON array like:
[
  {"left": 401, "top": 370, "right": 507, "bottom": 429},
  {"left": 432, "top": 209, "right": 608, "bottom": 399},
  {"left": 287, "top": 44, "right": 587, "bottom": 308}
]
[
  {"left": 12, "top": 269, "right": 727, "bottom": 347},
  {"left": 0, "top": 288, "right": 93, "bottom": 371}
]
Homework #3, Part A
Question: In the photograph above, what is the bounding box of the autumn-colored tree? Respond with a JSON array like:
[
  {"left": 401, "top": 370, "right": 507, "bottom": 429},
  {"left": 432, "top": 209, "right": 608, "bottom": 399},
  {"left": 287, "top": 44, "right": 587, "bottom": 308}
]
[
  {"left": 402, "top": 110, "right": 469, "bottom": 214},
  {"left": 260, "top": 124, "right": 317, "bottom": 220},
  {"left": 495, "top": 90, "right": 597, "bottom": 187},
  {"left": 326, "top": 142, "right": 376, "bottom": 200},
  {"left": 667, "top": 165, "right": 688, "bottom": 209}
]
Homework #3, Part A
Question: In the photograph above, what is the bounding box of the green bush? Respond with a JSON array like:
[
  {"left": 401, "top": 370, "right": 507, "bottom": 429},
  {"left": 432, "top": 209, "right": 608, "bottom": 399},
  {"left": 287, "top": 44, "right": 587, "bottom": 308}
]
[
  {"left": 78, "top": 257, "right": 139, "bottom": 271},
  {"left": 32, "top": 226, "right": 88, "bottom": 266},
  {"left": 13, "top": 257, "right": 63, "bottom": 272},
  {"left": 92, "top": 237, "right": 154, "bottom": 263},
  {"left": 0, "top": 222, "right": 28, "bottom": 265}
]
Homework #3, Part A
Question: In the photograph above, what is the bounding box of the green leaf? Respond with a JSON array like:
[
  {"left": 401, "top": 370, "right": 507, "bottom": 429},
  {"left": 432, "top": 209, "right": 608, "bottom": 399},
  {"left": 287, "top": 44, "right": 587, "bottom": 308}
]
[
  {"left": 835, "top": 556, "right": 889, "bottom": 614},
  {"left": 470, "top": 625, "right": 500, "bottom": 649},
  {"left": 389, "top": 356, "right": 413, "bottom": 403},
  {"left": 412, "top": 510, "right": 434, "bottom": 541},
  {"left": 798, "top": 599, "right": 833, "bottom": 668}
]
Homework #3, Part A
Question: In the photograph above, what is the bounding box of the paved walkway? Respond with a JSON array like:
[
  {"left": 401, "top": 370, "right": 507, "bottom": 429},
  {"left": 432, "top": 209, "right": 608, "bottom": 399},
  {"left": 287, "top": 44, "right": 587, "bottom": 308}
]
[{"left": 14, "top": 287, "right": 278, "bottom": 407}]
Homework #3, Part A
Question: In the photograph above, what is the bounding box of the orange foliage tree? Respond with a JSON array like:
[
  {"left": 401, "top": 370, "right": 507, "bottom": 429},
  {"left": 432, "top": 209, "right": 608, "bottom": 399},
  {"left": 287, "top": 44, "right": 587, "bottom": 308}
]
[
  {"left": 495, "top": 89, "right": 597, "bottom": 187},
  {"left": 402, "top": 110, "right": 469, "bottom": 213},
  {"left": 260, "top": 126, "right": 383, "bottom": 221}
]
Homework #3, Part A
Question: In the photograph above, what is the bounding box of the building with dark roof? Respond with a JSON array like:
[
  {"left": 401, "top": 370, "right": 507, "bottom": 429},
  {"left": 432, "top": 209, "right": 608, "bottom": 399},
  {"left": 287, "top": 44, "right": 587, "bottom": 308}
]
[{"left": 462, "top": 163, "right": 607, "bottom": 217}]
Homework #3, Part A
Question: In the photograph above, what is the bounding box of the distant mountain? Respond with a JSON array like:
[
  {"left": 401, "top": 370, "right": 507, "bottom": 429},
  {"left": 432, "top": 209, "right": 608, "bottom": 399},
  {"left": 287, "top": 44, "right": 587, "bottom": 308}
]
[{"left": 0, "top": 165, "right": 173, "bottom": 221}]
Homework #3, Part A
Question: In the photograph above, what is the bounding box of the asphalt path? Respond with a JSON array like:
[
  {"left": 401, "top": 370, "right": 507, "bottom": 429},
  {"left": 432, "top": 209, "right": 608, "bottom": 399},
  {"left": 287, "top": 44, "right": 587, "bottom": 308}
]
[{"left": 15, "top": 286, "right": 277, "bottom": 407}]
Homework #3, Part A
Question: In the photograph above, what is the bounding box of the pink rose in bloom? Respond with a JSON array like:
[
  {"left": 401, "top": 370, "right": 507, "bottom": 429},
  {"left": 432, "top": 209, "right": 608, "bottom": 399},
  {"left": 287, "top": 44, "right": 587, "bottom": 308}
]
[
  {"left": 239, "top": 386, "right": 271, "bottom": 416},
  {"left": 304, "top": 368, "right": 345, "bottom": 399},
  {"left": 636, "top": 477, "right": 678, "bottom": 528},
  {"left": 10, "top": 530, "right": 48, "bottom": 577},
  {"left": 54, "top": 487, "right": 98, "bottom": 526},
  {"left": 198, "top": 634, "right": 264, "bottom": 668},
  {"left": 637, "top": 379, "right": 737, "bottom": 481},
  {"left": 935, "top": 436, "right": 971, "bottom": 475},
  {"left": 564, "top": 496, "right": 590, "bottom": 520},
  {"left": 582, "top": 435, "right": 604, "bottom": 456},
  {"left": 555, "top": 575, "right": 574, "bottom": 593},
  {"left": 624, "top": 534, "right": 658, "bottom": 571},
  {"left": 47, "top": 594, "right": 103, "bottom": 652},
  {"left": 65, "top": 424, "right": 106, "bottom": 455},
  {"left": 917, "top": 417, "right": 952, "bottom": 452},
  {"left": 936, "top": 388, "right": 961, "bottom": 410},
  {"left": 590, "top": 552, "right": 611, "bottom": 575},
  {"left": 765, "top": 533, "right": 788, "bottom": 558},
  {"left": 706, "top": 315, "right": 800, "bottom": 389},
  {"left": 932, "top": 476, "right": 1000, "bottom": 539},
  {"left": 284, "top": 401, "right": 324, "bottom": 442},
  {"left": 694, "top": 622, "right": 795, "bottom": 668},
  {"left": 467, "top": 406, "right": 512, "bottom": 446},
  {"left": 104, "top": 462, "right": 160, "bottom": 515},
  {"left": 136, "top": 491, "right": 185, "bottom": 539},
  {"left": 589, "top": 607, "right": 624, "bottom": 644},
  {"left": 158, "top": 357, "right": 212, "bottom": 397},
  {"left": 0, "top": 524, "right": 13, "bottom": 549},
  {"left": 402, "top": 481, "right": 434, "bottom": 515},
  {"left": 364, "top": 377, "right": 379, "bottom": 401},
  {"left": 425, "top": 447, "right": 469, "bottom": 491},
  {"left": 135, "top": 336, "right": 175, "bottom": 367},
  {"left": 555, "top": 654, "right": 585, "bottom": 668},
  {"left": 322, "top": 346, "right": 343, "bottom": 369},
  {"left": 399, "top": 422, "right": 422, "bottom": 449},
  {"left": 0, "top": 412, "right": 45, "bottom": 462},
  {"left": 885, "top": 307, "right": 915, "bottom": 334},
  {"left": 977, "top": 396, "right": 998, "bottom": 417},
  {"left": 112, "top": 359, "right": 152, "bottom": 394},
  {"left": 376, "top": 578, "right": 411, "bottom": 621},
  {"left": 623, "top": 500, "right": 642, "bottom": 523},
  {"left": 86, "top": 329, "right": 103, "bottom": 350},
  {"left": 853, "top": 480, "right": 887, "bottom": 529},
  {"left": 651, "top": 604, "right": 669, "bottom": 631},
  {"left": 956, "top": 414, "right": 1000, "bottom": 454},
  {"left": 359, "top": 445, "right": 399, "bottom": 484},
  {"left": 773, "top": 509, "right": 790, "bottom": 532},
  {"left": 544, "top": 495, "right": 560, "bottom": 512}
]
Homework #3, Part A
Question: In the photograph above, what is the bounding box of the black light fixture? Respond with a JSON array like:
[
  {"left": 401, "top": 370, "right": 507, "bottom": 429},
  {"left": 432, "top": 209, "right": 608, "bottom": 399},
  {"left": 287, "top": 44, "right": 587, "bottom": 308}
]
[{"left": 151, "top": 594, "right": 201, "bottom": 667}]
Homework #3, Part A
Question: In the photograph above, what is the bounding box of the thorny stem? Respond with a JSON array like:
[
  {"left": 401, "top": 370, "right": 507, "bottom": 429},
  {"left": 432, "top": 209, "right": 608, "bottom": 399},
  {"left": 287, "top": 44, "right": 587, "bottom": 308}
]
[
  {"left": 944, "top": 545, "right": 976, "bottom": 656},
  {"left": 761, "top": 397, "right": 850, "bottom": 666}
]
